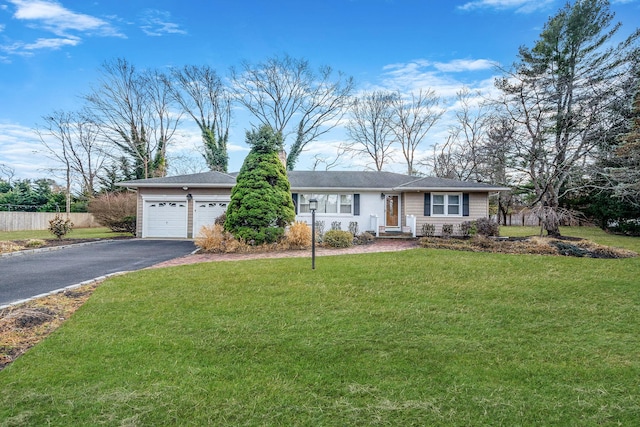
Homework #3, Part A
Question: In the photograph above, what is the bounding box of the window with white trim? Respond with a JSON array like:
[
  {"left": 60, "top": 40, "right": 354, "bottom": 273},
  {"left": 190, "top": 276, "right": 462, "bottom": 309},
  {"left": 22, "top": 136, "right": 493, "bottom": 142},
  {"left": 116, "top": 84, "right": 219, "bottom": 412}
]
[
  {"left": 299, "top": 193, "right": 353, "bottom": 214},
  {"left": 432, "top": 193, "right": 462, "bottom": 216}
]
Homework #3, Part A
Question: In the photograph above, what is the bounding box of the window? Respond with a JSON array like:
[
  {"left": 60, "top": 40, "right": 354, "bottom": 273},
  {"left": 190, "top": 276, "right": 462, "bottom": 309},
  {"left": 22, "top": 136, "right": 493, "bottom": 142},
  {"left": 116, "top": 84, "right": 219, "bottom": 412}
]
[
  {"left": 432, "top": 193, "right": 462, "bottom": 216},
  {"left": 299, "top": 193, "right": 353, "bottom": 214},
  {"left": 340, "top": 195, "right": 352, "bottom": 213}
]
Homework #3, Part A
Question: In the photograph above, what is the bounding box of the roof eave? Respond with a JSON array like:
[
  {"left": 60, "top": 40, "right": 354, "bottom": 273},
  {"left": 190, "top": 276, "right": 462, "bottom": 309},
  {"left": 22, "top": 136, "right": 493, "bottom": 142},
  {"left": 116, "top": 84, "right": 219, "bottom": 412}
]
[
  {"left": 395, "top": 186, "right": 511, "bottom": 192},
  {"left": 117, "top": 182, "right": 235, "bottom": 189},
  {"left": 290, "top": 186, "right": 397, "bottom": 192}
]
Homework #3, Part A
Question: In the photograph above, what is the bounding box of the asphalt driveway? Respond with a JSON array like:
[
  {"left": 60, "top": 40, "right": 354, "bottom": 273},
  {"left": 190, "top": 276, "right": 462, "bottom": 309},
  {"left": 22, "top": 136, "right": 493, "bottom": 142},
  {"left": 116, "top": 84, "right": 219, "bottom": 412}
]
[{"left": 0, "top": 239, "right": 196, "bottom": 306}]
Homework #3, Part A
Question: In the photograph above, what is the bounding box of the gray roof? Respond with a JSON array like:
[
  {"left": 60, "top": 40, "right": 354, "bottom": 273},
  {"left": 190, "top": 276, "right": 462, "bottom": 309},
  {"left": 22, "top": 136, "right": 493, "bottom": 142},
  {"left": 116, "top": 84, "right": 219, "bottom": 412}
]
[
  {"left": 288, "top": 171, "right": 417, "bottom": 190},
  {"left": 118, "top": 171, "right": 237, "bottom": 188},
  {"left": 119, "top": 170, "right": 508, "bottom": 192},
  {"left": 396, "top": 176, "right": 510, "bottom": 191}
]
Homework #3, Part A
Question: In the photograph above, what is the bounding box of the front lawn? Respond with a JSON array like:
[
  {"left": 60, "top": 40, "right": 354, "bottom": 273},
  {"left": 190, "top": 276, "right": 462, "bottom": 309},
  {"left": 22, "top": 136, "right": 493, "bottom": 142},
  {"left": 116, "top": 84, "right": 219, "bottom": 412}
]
[{"left": 1, "top": 242, "right": 638, "bottom": 425}]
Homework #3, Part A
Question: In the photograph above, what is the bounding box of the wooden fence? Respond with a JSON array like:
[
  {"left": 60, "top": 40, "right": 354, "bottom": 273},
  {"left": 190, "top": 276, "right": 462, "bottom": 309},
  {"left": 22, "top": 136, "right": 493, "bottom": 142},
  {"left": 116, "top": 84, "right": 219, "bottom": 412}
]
[{"left": 0, "top": 212, "right": 98, "bottom": 232}]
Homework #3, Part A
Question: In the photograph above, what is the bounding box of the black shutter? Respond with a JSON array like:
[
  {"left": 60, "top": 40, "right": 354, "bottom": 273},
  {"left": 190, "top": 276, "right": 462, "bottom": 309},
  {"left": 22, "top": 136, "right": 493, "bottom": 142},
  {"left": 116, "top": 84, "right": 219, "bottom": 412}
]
[
  {"left": 292, "top": 193, "right": 298, "bottom": 214},
  {"left": 353, "top": 194, "right": 360, "bottom": 216},
  {"left": 463, "top": 193, "right": 470, "bottom": 217},
  {"left": 424, "top": 193, "right": 431, "bottom": 216}
]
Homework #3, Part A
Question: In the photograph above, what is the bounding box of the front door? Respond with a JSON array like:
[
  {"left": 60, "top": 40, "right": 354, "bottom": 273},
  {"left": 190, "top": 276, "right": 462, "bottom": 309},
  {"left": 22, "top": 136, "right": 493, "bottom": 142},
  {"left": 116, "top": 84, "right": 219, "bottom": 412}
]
[{"left": 385, "top": 195, "right": 399, "bottom": 229}]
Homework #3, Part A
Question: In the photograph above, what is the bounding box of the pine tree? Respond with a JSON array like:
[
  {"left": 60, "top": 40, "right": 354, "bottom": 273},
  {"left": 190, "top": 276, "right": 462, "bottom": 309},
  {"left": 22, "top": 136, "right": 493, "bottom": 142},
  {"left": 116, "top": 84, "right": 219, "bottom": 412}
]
[
  {"left": 224, "top": 125, "right": 295, "bottom": 244},
  {"left": 497, "top": 0, "right": 639, "bottom": 236}
]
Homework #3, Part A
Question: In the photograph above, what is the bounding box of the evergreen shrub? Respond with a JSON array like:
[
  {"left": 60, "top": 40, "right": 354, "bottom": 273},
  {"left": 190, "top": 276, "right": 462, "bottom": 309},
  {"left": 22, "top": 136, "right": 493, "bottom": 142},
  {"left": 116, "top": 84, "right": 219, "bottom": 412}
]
[{"left": 323, "top": 230, "right": 353, "bottom": 248}]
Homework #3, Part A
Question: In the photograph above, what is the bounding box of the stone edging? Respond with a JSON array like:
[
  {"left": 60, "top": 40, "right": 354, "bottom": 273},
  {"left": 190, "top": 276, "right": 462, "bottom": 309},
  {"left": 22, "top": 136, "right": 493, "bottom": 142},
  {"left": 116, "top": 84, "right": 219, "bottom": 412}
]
[
  {"left": 0, "top": 239, "right": 114, "bottom": 258},
  {"left": 0, "top": 271, "right": 129, "bottom": 310}
]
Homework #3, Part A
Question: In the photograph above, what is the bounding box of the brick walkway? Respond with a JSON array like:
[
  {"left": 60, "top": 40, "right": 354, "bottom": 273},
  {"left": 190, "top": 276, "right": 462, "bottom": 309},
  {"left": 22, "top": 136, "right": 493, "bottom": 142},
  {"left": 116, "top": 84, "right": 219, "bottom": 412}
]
[{"left": 150, "top": 239, "right": 419, "bottom": 268}]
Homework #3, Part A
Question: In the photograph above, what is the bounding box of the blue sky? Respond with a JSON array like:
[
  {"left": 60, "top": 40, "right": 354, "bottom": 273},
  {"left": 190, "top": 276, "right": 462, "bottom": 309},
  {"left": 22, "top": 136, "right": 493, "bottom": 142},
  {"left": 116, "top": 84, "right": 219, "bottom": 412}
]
[{"left": 1, "top": 0, "right": 638, "bottom": 182}]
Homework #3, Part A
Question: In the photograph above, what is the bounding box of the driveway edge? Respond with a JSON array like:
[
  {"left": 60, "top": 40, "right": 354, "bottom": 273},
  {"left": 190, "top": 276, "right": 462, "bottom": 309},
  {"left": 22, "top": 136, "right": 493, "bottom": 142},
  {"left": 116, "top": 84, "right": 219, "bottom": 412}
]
[
  {"left": 0, "top": 271, "right": 129, "bottom": 310},
  {"left": 0, "top": 239, "right": 115, "bottom": 258}
]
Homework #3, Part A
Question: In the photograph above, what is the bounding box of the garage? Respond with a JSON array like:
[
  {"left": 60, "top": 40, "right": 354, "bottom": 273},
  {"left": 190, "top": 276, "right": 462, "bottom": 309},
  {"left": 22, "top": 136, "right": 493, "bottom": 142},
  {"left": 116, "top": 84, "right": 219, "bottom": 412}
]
[
  {"left": 193, "top": 199, "right": 229, "bottom": 237},
  {"left": 144, "top": 200, "right": 188, "bottom": 238}
]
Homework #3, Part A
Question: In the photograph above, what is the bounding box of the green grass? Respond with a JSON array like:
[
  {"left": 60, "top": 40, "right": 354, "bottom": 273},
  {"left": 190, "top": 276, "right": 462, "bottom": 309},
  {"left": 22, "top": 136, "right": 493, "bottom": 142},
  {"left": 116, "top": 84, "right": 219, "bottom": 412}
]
[
  {"left": 1, "top": 228, "right": 639, "bottom": 425},
  {"left": 501, "top": 225, "right": 640, "bottom": 253},
  {"left": 0, "top": 227, "right": 131, "bottom": 241}
]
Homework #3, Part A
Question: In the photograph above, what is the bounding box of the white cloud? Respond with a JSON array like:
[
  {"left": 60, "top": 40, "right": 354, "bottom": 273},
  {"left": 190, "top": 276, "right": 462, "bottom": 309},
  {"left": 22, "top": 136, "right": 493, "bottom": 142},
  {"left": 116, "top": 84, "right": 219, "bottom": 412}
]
[
  {"left": 0, "top": 36, "right": 79, "bottom": 56},
  {"left": 378, "top": 59, "right": 498, "bottom": 99},
  {"left": 433, "top": 59, "right": 496, "bottom": 73},
  {"left": 24, "top": 36, "right": 79, "bottom": 50},
  {"left": 139, "top": 9, "right": 186, "bottom": 37},
  {"left": 8, "top": 0, "right": 123, "bottom": 37},
  {"left": 0, "top": 122, "right": 53, "bottom": 180},
  {"left": 458, "top": 0, "right": 555, "bottom": 13},
  {"left": 1, "top": 0, "right": 123, "bottom": 57}
]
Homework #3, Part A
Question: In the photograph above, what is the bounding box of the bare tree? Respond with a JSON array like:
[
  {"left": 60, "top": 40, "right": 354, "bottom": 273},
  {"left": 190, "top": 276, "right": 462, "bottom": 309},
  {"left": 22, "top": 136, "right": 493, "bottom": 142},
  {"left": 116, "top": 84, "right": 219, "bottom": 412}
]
[
  {"left": 143, "top": 68, "right": 182, "bottom": 177},
  {"left": 84, "top": 58, "right": 181, "bottom": 179},
  {"left": 484, "top": 116, "right": 520, "bottom": 224},
  {"left": 169, "top": 65, "right": 232, "bottom": 172},
  {"left": 36, "top": 110, "right": 108, "bottom": 212},
  {"left": 0, "top": 164, "right": 15, "bottom": 184},
  {"left": 344, "top": 91, "right": 397, "bottom": 171},
  {"left": 423, "top": 88, "right": 492, "bottom": 180},
  {"left": 391, "top": 89, "right": 443, "bottom": 175},
  {"left": 311, "top": 145, "right": 348, "bottom": 171},
  {"left": 230, "top": 54, "right": 354, "bottom": 170}
]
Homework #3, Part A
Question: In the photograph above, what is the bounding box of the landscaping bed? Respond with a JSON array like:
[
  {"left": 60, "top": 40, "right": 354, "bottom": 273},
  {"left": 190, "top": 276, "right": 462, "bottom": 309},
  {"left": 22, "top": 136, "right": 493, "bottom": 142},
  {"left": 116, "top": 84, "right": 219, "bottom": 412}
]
[
  {"left": 0, "top": 236, "right": 134, "bottom": 255},
  {"left": 0, "top": 283, "right": 98, "bottom": 370},
  {"left": 420, "top": 235, "right": 638, "bottom": 258}
]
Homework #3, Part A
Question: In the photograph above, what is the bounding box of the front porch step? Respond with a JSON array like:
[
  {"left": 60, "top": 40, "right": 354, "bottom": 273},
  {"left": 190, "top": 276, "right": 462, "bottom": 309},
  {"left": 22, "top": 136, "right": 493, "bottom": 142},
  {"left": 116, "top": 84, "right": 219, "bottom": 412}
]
[{"left": 376, "top": 231, "right": 415, "bottom": 239}]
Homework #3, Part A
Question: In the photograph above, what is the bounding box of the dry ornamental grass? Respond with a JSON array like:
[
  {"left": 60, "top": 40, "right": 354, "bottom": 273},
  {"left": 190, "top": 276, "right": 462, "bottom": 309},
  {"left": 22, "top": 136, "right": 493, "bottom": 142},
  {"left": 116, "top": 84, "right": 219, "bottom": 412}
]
[{"left": 0, "top": 284, "right": 98, "bottom": 370}]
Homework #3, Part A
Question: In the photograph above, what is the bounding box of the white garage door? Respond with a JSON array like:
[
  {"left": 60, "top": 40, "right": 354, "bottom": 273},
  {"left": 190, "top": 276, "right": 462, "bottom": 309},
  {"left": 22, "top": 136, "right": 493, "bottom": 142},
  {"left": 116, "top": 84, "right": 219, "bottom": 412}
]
[
  {"left": 145, "top": 201, "right": 188, "bottom": 238},
  {"left": 193, "top": 200, "right": 228, "bottom": 237}
]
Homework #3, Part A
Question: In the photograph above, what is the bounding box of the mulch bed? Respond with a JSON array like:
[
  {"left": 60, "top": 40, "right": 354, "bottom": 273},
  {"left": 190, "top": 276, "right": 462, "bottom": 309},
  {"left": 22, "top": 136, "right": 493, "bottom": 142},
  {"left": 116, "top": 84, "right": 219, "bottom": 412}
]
[
  {"left": 419, "top": 235, "right": 638, "bottom": 259},
  {"left": 1, "top": 236, "right": 134, "bottom": 254},
  {"left": 0, "top": 283, "right": 98, "bottom": 370}
]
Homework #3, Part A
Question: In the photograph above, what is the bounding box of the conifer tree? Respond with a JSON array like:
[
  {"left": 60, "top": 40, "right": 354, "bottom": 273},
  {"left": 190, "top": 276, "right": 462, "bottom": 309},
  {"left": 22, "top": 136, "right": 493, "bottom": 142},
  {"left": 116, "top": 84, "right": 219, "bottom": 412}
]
[
  {"left": 496, "top": 0, "right": 639, "bottom": 236},
  {"left": 225, "top": 125, "right": 295, "bottom": 244}
]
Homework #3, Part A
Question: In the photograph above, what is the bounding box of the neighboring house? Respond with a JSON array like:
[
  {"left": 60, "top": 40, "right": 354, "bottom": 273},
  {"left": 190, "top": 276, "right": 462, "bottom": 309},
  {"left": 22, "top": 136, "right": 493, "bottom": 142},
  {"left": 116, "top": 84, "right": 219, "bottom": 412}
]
[{"left": 118, "top": 171, "right": 508, "bottom": 238}]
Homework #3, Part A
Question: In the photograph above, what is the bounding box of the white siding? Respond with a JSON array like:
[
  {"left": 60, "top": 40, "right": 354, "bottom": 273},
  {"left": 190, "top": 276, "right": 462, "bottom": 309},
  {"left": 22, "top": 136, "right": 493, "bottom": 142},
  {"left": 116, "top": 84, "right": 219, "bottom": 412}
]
[{"left": 295, "top": 192, "right": 384, "bottom": 234}]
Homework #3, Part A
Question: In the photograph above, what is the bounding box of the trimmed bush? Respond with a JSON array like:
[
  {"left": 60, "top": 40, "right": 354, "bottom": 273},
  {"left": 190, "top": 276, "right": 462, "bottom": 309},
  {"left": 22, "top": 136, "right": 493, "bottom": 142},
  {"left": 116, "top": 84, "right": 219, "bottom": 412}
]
[
  {"left": 476, "top": 217, "right": 499, "bottom": 237},
  {"left": 214, "top": 212, "right": 226, "bottom": 226},
  {"left": 323, "top": 230, "right": 353, "bottom": 248},
  {"left": 458, "top": 221, "right": 476, "bottom": 237},
  {"left": 48, "top": 214, "right": 73, "bottom": 239},
  {"left": 355, "top": 231, "right": 375, "bottom": 245},
  {"left": 25, "top": 239, "right": 46, "bottom": 248},
  {"left": 551, "top": 241, "right": 589, "bottom": 257},
  {"left": 441, "top": 224, "right": 453, "bottom": 238},
  {"left": 421, "top": 223, "right": 435, "bottom": 237}
]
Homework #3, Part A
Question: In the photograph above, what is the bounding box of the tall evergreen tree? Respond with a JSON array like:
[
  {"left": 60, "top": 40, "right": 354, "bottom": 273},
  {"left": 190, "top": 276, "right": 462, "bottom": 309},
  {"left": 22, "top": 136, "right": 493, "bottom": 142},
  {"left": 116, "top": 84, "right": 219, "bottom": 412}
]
[
  {"left": 608, "top": 78, "right": 640, "bottom": 206},
  {"left": 224, "top": 125, "right": 295, "bottom": 244},
  {"left": 496, "top": 0, "right": 639, "bottom": 236}
]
